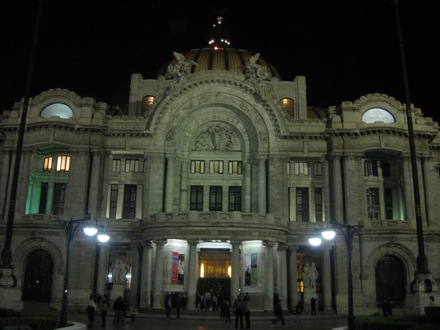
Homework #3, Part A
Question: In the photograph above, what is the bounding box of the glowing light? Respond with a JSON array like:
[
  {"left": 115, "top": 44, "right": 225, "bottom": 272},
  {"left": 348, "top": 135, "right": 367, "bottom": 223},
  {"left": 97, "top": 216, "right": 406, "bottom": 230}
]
[
  {"left": 309, "top": 237, "right": 322, "bottom": 246},
  {"left": 83, "top": 226, "right": 98, "bottom": 236},
  {"left": 322, "top": 230, "right": 336, "bottom": 240},
  {"left": 98, "top": 233, "right": 110, "bottom": 242},
  {"left": 200, "top": 263, "right": 205, "bottom": 278},
  {"left": 228, "top": 265, "right": 231, "bottom": 277}
]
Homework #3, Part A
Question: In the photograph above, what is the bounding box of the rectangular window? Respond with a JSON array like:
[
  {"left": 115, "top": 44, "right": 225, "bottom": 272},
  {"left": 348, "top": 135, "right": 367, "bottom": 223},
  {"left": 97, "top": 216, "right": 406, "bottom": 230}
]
[
  {"left": 294, "top": 162, "right": 309, "bottom": 176},
  {"left": 43, "top": 157, "right": 52, "bottom": 171},
  {"left": 364, "top": 160, "right": 378, "bottom": 176},
  {"left": 209, "top": 186, "right": 223, "bottom": 211},
  {"left": 109, "top": 184, "right": 118, "bottom": 218},
  {"left": 381, "top": 161, "right": 391, "bottom": 177},
  {"left": 190, "top": 160, "right": 205, "bottom": 174},
  {"left": 384, "top": 188, "right": 393, "bottom": 219},
  {"left": 52, "top": 182, "right": 67, "bottom": 215},
  {"left": 228, "top": 186, "right": 242, "bottom": 211},
  {"left": 112, "top": 159, "right": 121, "bottom": 172},
  {"left": 296, "top": 187, "right": 309, "bottom": 222},
  {"left": 190, "top": 185, "right": 204, "bottom": 211},
  {"left": 228, "top": 161, "right": 242, "bottom": 174},
  {"left": 366, "top": 188, "right": 380, "bottom": 220},
  {"left": 209, "top": 161, "right": 224, "bottom": 174},
  {"left": 314, "top": 187, "right": 323, "bottom": 222},
  {"left": 39, "top": 182, "right": 49, "bottom": 214},
  {"left": 56, "top": 155, "right": 71, "bottom": 172},
  {"left": 125, "top": 159, "right": 140, "bottom": 173},
  {"left": 313, "top": 162, "right": 322, "bottom": 176},
  {"left": 122, "top": 185, "right": 137, "bottom": 219}
]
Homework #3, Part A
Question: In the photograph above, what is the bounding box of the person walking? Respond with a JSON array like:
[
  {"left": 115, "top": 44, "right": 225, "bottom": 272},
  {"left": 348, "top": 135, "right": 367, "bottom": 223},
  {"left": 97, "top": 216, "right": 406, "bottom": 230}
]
[
  {"left": 270, "top": 293, "right": 285, "bottom": 327},
  {"left": 233, "top": 293, "right": 244, "bottom": 329},
  {"left": 100, "top": 294, "right": 109, "bottom": 327},
  {"left": 244, "top": 297, "right": 251, "bottom": 329},
  {"left": 87, "top": 294, "right": 97, "bottom": 328},
  {"left": 311, "top": 296, "right": 317, "bottom": 316}
]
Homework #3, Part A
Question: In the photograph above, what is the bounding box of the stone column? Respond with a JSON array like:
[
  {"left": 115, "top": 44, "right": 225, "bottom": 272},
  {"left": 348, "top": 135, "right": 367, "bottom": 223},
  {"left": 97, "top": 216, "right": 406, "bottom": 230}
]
[
  {"left": 378, "top": 161, "right": 386, "bottom": 220},
  {"left": 153, "top": 239, "right": 166, "bottom": 309},
  {"left": 187, "top": 240, "right": 199, "bottom": 310},
  {"left": 140, "top": 241, "right": 153, "bottom": 307},
  {"left": 0, "top": 151, "right": 11, "bottom": 218},
  {"left": 264, "top": 241, "right": 275, "bottom": 311},
  {"left": 97, "top": 243, "right": 110, "bottom": 297},
  {"left": 130, "top": 244, "right": 140, "bottom": 305},
  {"left": 179, "top": 160, "right": 189, "bottom": 211},
  {"left": 258, "top": 158, "right": 267, "bottom": 214},
  {"left": 322, "top": 246, "right": 332, "bottom": 311},
  {"left": 244, "top": 161, "right": 252, "bottom": 212},
  {"left": 88, "top": 151, "right": 102, "bottom": 217},
  {"left": 231, "top": 241, "right": 241, "bottom": 299},
  {"left": 288, "top": 245, "right": 298, "bottom": 309},
  {"left": 143, "top": 155, "right": 151, "bottom": 216},
  {"left": 16, "top": 150, "right": 31, "bottom": 217},
  {"left": 165, "top": 155, "right": 174, "bottom": 212},
  {"left": 277, "top": 243, "right": 288, "bottom": 309},
  {"left": 332, "top": 155, "right": 343, "bottom": 221},
  {"left": 402, "top": 156, "right": 414, "bottom": 220}
]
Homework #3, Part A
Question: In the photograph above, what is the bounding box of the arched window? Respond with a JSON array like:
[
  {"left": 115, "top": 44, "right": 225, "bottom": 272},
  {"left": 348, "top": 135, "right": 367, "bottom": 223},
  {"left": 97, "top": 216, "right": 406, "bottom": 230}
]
[
  {"left": 281, "top": 98, "right": 294, "bottom": 117},
  {"left": 142, "top": 95, "right": 156, "bottom": 115},
  {"left": 40, "top": 103, "right": 73, "bottom": 119}
]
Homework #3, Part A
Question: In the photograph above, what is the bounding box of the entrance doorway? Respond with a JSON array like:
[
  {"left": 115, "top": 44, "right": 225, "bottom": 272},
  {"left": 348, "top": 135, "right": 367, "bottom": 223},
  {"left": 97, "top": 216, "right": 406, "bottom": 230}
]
[
  {"left": 198, "top": 249, "right": 231, "bottom": 299},
  {"left": 22, "top": 249, "right": 54, "bottom": 302},
  {"left": 375, "top": 255, "right": 406, "bottom": 307}
]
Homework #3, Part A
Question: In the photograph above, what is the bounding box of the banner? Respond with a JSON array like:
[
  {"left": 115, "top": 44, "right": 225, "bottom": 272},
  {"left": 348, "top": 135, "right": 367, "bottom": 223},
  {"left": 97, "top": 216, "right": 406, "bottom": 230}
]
[{"left": 171, "top": 252, "right": 179, "bottom": 284}]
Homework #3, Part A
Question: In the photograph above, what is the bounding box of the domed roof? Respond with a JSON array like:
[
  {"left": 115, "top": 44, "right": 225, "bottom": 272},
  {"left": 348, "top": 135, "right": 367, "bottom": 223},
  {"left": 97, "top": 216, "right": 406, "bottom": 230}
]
[{"left": 158, "top": 48, "right": 281, "bottom": 80}]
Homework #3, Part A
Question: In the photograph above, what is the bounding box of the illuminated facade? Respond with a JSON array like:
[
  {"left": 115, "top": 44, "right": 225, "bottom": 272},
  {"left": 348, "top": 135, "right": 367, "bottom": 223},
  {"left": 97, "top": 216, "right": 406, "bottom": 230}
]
[{"left": 1, "top": 46, "right": 440, "bottom": 314}]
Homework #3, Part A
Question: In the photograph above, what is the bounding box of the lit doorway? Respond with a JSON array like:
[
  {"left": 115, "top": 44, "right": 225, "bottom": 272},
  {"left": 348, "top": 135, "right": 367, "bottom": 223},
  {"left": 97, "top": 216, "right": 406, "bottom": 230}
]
[{"left": 197, "top": 249, "right": 231, "bottom": 299}]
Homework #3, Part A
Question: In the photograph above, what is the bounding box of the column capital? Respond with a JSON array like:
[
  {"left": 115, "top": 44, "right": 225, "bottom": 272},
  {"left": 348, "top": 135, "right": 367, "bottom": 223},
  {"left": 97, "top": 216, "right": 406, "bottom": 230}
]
[
  {"left": 153, "top": 239, "right": 167, "bottom": 247},
  {"left": 187, "top": 239, "right": 199, "bottom": 247},
  {"left": 263, "top": 240, "right": 277, "bottom": 248},
  {"left": 277, "top": 242, "right": 288, "bottom": 251}
]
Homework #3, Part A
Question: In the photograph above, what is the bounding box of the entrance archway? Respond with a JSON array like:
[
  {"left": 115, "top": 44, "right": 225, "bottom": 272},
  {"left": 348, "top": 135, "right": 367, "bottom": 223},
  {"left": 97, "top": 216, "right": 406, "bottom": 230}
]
[
  {"left": 22, "top": 249, "right": 54, "bottom": 302},
  {"left": 375, "top": 255, "right": 405, "bottom": 307}
]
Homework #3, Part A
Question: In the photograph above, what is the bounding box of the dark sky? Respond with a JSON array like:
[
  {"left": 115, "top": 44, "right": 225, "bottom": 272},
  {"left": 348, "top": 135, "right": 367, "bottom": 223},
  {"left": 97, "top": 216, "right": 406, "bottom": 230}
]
[{"left": 1, "top": 0, "right": 439, "bottom": 120}]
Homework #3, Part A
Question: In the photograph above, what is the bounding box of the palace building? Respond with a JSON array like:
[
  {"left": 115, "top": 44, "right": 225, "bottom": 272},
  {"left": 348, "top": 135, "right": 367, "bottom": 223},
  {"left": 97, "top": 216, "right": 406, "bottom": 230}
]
[{"left": 1, "top": 16, "right": 439, "bottom": 315}]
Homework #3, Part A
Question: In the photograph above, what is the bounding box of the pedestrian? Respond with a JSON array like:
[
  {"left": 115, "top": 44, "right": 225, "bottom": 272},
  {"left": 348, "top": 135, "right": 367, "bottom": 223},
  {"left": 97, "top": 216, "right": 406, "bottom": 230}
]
[
  {"left": 221, "top": 299, "right": 232, "bottom": 324},
  {"left": 166, "top": 293, "right": 173, "bottom": 318},
  {"left": 244, "top": 297, "right": 251, "bottom": 329},
  {"left": 233, "top": 293, "right": 245, "bottom": 329},
  {"left": 87, "top": 294, "right": 97, "bottom": 328},
  {"left": 295, "top": 301, "right": 303, "bottom": 323},
  {"left": 113, "top": 296, "right": 124, "bottom": 325},
  {"left": 311, "top": 296, "right": 317, "bottom": 316},
  {"left": 386, "top": 298, "right": 393, "bottom": 317},
  {"left": 175, "top": 292, "right": 182, "bottom": 318},
  {"left": 100, "top": 294, "right": 109, "bottom": 327},
  {"left": 270, "top": 293, "right": 285, "bottom": 327},
  {"left": 381, "top": 299, "right": 388, "bottom": 317}
]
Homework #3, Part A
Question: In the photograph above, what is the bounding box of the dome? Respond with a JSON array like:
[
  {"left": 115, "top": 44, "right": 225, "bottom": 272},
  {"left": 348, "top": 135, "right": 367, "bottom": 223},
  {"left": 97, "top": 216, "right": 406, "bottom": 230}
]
[{"left": 158, "top": 48, "right": 281, "bottom": 80}]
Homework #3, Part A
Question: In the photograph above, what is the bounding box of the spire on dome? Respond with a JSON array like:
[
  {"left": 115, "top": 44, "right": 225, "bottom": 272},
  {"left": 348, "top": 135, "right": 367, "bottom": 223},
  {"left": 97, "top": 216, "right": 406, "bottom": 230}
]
[{"left": 208, "top": 11, "right": 230, "bottom": 50}]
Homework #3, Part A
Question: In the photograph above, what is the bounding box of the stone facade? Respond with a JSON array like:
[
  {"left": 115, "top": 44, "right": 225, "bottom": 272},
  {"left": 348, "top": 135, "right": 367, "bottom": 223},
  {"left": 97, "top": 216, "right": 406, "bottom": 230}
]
[{"left": 0, "top": 48, "right": 439, "bottom": 315}]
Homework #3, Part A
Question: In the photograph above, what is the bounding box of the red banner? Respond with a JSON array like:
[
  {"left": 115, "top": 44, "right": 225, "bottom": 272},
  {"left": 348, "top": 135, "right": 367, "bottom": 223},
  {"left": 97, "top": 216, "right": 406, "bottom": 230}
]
[{"left": 171, "top": 252, "right": 179, "bottom": 284}]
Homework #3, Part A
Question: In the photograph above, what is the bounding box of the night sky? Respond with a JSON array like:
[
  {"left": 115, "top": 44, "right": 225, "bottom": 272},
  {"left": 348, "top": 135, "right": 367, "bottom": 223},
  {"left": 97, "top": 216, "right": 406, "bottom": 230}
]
[{"left": 1, "top": 0, "right": 439, "bottom": 120}]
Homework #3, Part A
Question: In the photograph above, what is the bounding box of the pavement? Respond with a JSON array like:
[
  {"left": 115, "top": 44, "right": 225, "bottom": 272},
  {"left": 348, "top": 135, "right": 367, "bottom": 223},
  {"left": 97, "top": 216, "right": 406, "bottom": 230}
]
[{"left": 22, "top": 302, "right": 349, "bottom": 330}]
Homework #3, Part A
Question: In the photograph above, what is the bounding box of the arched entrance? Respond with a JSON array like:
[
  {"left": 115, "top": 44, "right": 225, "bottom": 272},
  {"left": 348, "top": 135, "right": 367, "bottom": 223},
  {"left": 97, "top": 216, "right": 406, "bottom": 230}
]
[
  {"left": 375, "top": 255, "right": 405, "bottom": 307},
  {"left": 22, "top": 249, "right": 54, "bottom": 302}
]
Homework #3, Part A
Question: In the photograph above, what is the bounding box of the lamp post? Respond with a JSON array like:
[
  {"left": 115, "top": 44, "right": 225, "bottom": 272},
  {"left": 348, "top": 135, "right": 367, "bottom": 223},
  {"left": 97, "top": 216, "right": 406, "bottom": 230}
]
[
  {"left": 58, "top": 215, "right": 110, "bottom": 328},
  {"left": 310, "top": 222, "right": 361, "bottom": 330}
]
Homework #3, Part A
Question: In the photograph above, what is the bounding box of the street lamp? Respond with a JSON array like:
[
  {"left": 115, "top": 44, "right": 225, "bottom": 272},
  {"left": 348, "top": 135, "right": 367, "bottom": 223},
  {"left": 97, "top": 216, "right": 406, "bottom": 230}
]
[
  {"left": 309, "top": 222, "right": 362, "bottom": 330},
  {"left": 58, "top": 214, "right": 110, "bottom": 328}
]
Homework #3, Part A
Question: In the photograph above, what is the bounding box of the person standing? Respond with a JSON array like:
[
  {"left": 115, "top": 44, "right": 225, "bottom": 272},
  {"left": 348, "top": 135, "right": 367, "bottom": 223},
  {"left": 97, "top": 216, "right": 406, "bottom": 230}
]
[
  {"left": 87, "top": 294, "right": 97, "bottom": 328},
  {"left": 311, "top": 296, "right": 317, "bottom": 316},
  {"left": 295, "top": 301, "right": 303, "bottom": 323},
  {"left": 244, "top": 297, "right": 251, "bottom": 329},
  {"left": 113, "top": 296, "right": 124, "bottom": 325},
  {"left": 221, "top": 298, "right": 232, "bottom": 324},
  {"left": 100, "top": 294, "right": 109, "bottom": 327},
  {"left": 271, "top": 293, "right": 285, "bottom": 327},
  {"left": 233, "top": 293, "right": 244, "bottom": 329}
]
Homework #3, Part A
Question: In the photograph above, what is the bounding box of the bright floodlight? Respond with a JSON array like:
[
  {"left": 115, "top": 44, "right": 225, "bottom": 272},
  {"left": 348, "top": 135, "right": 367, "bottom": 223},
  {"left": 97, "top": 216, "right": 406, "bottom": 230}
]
[
  {"left": 309, "top": 237, "right": 322, "bottom": 246},
  {"left": 322, "top": 229, "right": 336, "bottom": 240},
  {"left": 83, "top": 226, "right": 98, "bottom": 236},
  {"left": 97, "top": 233, "right": 110, "bottom": 243}
]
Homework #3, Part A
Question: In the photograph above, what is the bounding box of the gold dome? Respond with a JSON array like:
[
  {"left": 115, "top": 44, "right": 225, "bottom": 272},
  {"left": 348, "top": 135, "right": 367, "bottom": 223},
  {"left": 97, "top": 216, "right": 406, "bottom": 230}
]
[{"left": 158, "top": 48, "right": 281, "bottom": 80}]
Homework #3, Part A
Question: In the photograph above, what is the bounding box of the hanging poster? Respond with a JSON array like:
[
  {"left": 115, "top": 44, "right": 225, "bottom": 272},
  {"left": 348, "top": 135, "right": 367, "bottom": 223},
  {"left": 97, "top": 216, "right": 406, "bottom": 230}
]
[
  {"left": 171, "top": 252, "right": 179, "bottom": 284},
  {"left": 178, "top": 254, "right": 185, "bottom": 285},
  {"left": 244, "top": 253, "right": 258, "bottom": 286}
]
